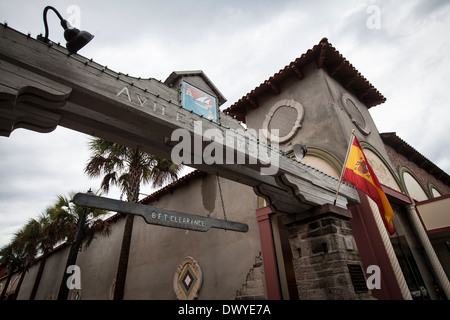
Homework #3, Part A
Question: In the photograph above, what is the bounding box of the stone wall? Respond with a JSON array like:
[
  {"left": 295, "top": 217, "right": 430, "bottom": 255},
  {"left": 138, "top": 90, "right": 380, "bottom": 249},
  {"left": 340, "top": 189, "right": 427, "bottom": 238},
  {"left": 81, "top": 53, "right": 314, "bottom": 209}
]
[
  {"left": 283, "top": 204, "right": 374, "bottom": 300},
  {"left": 235, "top": 253, "right": 266, "bottom": 300}
]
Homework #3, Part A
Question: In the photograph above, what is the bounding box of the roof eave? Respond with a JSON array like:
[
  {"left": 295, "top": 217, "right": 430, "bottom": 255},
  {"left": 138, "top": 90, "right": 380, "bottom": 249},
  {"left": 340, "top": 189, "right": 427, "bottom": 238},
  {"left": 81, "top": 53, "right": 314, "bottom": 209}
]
[
  {"left": 164, "top": 70, "right": 227, "bottom": 106},
  {"left": 224, "top": 38, "right": 386, "bottom": 122}
]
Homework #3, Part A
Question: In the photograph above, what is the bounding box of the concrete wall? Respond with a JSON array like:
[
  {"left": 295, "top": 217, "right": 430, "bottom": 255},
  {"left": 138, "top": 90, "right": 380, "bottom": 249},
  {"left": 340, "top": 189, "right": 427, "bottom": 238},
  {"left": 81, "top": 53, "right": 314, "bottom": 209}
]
[
  {"left": 4, "top": 174, "right": 262, "bottom": 300},
  {"left": 124, "top": 174, "right": 263, "bottom": 299},
  {"left": 416, "top": 196, "right": 450, "bottom": 232},
  {"left": 71, "top": 215, "right": 125, "bottom": 300},
  {"left": 16, "top": 244, "right": 70, "bottom": 300},
  {"left": 11, "top": 214, "right": 125, "bottom": 300},
  {"left": 244, "top": 63, "right": 396, "bottom": 177},
  {"left": 246, "top": 65, "right": 348, "bottom": 159}
]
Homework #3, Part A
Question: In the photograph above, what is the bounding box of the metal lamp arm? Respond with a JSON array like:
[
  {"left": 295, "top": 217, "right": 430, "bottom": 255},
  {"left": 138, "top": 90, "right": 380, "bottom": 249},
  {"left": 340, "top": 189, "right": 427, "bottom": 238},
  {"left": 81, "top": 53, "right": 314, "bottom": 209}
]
[{"left": 41, "top": 6, "right": 70, "bottom": 43}]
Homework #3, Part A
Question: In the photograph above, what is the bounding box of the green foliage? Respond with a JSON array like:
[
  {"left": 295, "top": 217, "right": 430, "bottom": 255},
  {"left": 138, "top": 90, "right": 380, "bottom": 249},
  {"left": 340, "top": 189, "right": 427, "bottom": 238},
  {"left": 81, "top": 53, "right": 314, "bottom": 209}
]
[{"left": 85, "top": 137, "right": 183, "bottom": 201}]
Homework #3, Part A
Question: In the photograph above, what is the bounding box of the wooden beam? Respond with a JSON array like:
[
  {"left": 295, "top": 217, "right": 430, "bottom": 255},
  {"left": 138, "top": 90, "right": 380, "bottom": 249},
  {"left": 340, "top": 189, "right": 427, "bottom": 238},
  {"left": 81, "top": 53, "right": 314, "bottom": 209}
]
[
  {"left": 357, "top": 87, "right": 372, "bottom": 101},
  {"left": 265, "top": 80, "right": 280, "bottom": 95},
  {"left": 328, "top": 61, "right": 344, "bottom": 76},
  {"left": 0, "top": 25, "right": 359, "bottom": 212},
  {"left": 247, "top": 96, "right": 259, "bottom": 109},
  {"left": 290, "top": 64, "right": 304, "bottom": 80},
  {"left": 344, "top": 74, "right": 358, "bottom": 89},
  {"left": 316, "top": 43, "right": 327, "bottom": 68}
]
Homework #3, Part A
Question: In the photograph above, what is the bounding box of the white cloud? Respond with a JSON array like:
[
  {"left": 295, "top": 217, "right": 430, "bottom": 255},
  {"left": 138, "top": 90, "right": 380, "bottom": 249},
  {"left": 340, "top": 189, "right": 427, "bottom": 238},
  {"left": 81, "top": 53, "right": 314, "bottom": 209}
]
[{"left": 0, "top": 0, "right": 449, "bottom": 248}]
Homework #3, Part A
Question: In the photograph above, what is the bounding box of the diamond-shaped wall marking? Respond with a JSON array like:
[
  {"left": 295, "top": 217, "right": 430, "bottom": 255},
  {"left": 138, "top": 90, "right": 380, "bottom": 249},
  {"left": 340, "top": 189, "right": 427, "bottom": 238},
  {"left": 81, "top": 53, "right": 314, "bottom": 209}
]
[
  {"left": 174, "top": 256, "right": 203, "bottom": 300},
  {"left": 178, "top": 263, "right": 198, "bottom": 299}
]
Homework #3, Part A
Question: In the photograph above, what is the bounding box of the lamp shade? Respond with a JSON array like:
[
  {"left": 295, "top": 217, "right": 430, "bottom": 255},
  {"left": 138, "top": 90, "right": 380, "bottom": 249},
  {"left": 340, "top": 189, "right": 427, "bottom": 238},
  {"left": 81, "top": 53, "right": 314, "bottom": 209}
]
[
  {"left": 293, "top": 144, "right": 308, "bottom": 160},
  {"left": 37, "top": 7, "right": 94, "bottom": 54},
  {"left": 64, "top": 28, "right": 94, "bottom": 55}
]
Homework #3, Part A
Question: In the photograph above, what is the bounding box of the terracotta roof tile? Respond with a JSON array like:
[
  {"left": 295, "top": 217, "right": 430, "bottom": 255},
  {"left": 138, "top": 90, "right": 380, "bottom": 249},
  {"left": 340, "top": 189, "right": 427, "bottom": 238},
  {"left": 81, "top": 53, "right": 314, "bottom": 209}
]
[
  {"left": 224, "top": 38, "right": 386, "bottom": 122},
  {"left": 381, "top": 132, "right": 450, "bottom": 186},
  {"left": 140, "top": 170, "right": 206, "bottom": 204}
]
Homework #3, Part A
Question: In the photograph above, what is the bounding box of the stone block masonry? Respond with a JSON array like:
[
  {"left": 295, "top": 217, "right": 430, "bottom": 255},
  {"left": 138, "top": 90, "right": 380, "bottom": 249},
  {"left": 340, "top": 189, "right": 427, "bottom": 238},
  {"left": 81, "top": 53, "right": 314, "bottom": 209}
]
[
  {"left": 283, "top": 204, "right": 373, "bottom": 300},
  {"left": 236, "top": 253, "right": 266, "bottom": 300}
]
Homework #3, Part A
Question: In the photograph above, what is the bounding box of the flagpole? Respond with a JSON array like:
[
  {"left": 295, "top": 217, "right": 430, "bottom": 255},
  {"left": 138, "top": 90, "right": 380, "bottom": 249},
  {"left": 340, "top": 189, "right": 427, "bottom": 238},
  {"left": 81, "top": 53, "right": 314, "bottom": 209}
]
[{"left": 333, "top": 129, "right": 355, "bottom": 205}]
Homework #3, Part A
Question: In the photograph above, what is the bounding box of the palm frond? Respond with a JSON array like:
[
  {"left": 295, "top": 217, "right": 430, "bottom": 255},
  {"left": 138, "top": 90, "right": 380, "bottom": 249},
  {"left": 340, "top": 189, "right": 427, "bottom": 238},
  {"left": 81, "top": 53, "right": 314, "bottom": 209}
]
[
  {"left": 84, "top": 155, "right": 108, "bottom": 178},
  {"left": 145, "top": 156, "right": 183, "bottom": 188},
  {"left": 100, "top": 172, "right": 118, "bottom": 194},
  {"left": 85, "top": 138, "right": 183, "bottom": 201}
]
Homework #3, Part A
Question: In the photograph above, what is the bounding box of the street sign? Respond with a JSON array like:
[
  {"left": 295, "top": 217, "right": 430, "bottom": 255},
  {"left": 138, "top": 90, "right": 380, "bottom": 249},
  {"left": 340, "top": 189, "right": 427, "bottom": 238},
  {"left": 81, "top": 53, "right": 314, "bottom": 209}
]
[{"left": 73, "top": 192, "right": 248, "bottom": 233}]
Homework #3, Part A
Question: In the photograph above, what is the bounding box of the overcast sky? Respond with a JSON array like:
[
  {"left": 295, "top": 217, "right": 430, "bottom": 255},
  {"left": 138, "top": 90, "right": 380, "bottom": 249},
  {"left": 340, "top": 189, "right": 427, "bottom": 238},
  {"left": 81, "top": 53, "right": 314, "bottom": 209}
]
[{"left": 1, "top": 0, "right": 449, "bottom": 247}]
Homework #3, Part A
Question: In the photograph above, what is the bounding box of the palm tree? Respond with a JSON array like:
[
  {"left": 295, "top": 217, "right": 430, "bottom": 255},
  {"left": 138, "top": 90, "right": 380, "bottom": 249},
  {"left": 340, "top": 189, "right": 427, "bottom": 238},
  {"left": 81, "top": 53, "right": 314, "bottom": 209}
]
[
  {"left": 0, "top": 219, "right": 39, "bottom": 300},
  {"left": 0, "top": 244, "right": 17, "bottom": 300},
  {"left": 9, "top": 219, "right": 41, "bottom": 300},
  {"left": 1, "top": 190, "right": 111, "bottom": 300},
  {"left": 49, "top": 191, "right": 111, "bottom": 300},
  {"left": 84, "top": 138, "right": 182, "bottom": 300},
  {"left": 28, "top": 208, "right": 68, "bottom": 300}
]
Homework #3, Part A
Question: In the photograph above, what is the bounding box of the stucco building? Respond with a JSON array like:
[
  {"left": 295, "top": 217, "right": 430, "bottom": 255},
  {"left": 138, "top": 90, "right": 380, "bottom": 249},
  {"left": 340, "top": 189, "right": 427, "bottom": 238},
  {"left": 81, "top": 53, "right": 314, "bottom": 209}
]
[{"left": 1, "top": 37, "right": 449, "bottom": 300}]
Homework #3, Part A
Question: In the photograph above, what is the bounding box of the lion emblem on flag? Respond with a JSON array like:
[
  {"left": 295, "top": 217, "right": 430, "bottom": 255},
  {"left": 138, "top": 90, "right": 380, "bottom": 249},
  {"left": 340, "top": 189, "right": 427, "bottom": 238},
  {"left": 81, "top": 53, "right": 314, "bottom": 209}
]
[{"left": 354, "top": 157, "right": 371, "bottom": 179}]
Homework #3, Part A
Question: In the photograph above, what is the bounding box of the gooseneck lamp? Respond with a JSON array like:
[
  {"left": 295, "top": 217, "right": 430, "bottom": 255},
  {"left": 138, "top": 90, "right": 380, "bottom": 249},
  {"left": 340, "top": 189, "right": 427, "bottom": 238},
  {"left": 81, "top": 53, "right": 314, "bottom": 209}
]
[
  {"left": 293, "top": 144, "right": 308, "bottom": 161},
  {"left": 37, "top": 6, "right": 94, "bottom": 55}
]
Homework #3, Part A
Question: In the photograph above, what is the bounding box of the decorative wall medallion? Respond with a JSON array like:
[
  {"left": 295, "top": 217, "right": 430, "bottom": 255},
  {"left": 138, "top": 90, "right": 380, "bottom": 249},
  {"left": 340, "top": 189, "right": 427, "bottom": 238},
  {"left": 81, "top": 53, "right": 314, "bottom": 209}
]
[
  {"left": 47, "top": 289, "right": 54, "bottom": 300},
  {"left": 341, "top": 93, "right": 370, "bottom": 135},
  {"left": 110, "top": 279, "right": 116, "bottom": 300},
  {"left": 173, "top": 256, "right": 203, "bottom": 300},
  {"left": 70, "top": 289, "right": 82, "bottom": 300},
  {"left": 262, "top": 99, "right": 304, "bottom": 143}
]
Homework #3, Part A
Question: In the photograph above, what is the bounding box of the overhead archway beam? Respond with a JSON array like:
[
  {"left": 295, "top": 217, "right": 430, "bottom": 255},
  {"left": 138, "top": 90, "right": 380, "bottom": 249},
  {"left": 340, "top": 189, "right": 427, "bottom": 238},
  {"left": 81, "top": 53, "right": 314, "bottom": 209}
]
[{"left": 0, "top": 25, "right": 359, "bottom": 213}]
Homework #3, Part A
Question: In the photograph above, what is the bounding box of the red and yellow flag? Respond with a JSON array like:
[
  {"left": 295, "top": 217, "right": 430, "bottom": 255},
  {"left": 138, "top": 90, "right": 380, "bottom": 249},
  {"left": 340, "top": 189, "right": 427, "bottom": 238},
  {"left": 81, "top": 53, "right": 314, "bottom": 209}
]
[{"left": 343, "top": 136, "right": 395, "bottom": 234}]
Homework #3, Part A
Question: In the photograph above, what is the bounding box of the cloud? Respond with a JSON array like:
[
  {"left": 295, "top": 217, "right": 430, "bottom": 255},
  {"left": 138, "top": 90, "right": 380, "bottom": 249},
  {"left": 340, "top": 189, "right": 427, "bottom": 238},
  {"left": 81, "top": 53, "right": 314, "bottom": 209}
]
[
  {"left": 326, "top": 1, "right": 450, "bottom": 175},
  {"left": 0, "top": 0, "right": 449, "bottom": 249},
  {"left": 0, "top": 127, "right": 105, "bottom": 245},
  {"left": 410, "top": 0, "right": 450, "bottom": 21}
]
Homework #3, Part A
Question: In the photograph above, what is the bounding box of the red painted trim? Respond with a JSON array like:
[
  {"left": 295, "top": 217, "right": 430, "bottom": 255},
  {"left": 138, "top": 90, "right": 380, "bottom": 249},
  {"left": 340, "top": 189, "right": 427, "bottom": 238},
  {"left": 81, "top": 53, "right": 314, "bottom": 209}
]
[
  {"left": 256, "top": 206, "right": 272, "bottom": 222},
  {"left": 414, "top": 196, "right": 449, "bottom": 232},
  {"left": 427, "top": 226, "right": 450, "bottom": 234},
  {"left": 348, "top": 190, "right": 405, "bottom": 300},
  {"left": 414, "top": 202, "right": 450, "bottom": 234},
  {"left": 415, "top": 193, "right": 450, "bottom": 206},
  {"left": 413, "top": 204, "right": 430, "bottom": 232},
  {"left": 382, "top": 185, "right": 412, "bottom": 206},
  {"left": 256, "top": 206, "right": 281, "bottom": 300}
]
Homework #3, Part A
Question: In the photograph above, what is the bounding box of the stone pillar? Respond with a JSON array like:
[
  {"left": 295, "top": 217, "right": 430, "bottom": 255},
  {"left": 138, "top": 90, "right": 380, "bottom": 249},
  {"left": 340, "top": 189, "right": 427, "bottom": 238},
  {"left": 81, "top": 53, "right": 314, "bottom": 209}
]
[{"left": 283, "top": 204, "right": 373, "bottom": 300}]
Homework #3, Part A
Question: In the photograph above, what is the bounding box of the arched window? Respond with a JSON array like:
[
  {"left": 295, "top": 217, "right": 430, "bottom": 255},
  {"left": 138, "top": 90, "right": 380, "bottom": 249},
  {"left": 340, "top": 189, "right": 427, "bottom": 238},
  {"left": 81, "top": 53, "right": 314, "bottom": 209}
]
[
  {"left": 429, "top": 184, "right": 442, "bottom": 198},
  {"left": 401, "top": 169, "right": 429, "bottom": 201}
]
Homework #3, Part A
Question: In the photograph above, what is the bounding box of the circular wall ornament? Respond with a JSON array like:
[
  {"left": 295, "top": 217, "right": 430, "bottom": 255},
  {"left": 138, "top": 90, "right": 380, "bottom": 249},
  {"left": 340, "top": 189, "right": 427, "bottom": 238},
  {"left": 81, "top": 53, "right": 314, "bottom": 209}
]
[
  {"left": 70, "top": 288, "right": 82, "bottom": 300},
  {"left": 47, "top": 289, "right": 54, "bottom": 300},
  {"left": 110, "top": 279, "right": 116, "bottom": 300},
  {"left": 173, "top": 256, "right": 203, "bottom": 300},
  {"left": 262, "top": 99, "right": 304, "bottom": 143},
  {"left": 341, "top": 93, "right": 370, "bottom": 135}
]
